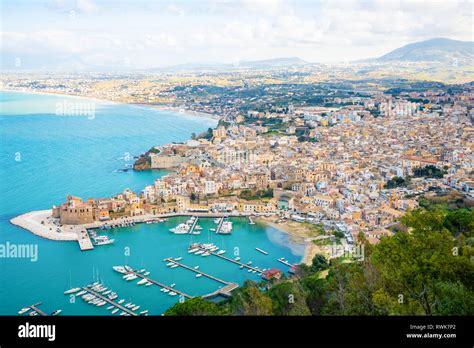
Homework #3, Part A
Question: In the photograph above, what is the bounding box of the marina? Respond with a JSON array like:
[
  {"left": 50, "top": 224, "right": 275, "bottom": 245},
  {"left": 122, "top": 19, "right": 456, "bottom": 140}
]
[
  {"left": 78, "top": 287, "right": 139, "bottom": 316},
  {"left": 277, "top": 257, "right": 294, "bottom": 268},
  {"left": 191, "top": 244, "right": 264, "bottom": 273}
]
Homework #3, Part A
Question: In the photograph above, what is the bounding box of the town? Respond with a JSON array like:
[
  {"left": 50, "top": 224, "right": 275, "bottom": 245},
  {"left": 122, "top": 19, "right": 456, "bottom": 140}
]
[{"left": 38, "top": 77, "right": 473, "bottom": 261}]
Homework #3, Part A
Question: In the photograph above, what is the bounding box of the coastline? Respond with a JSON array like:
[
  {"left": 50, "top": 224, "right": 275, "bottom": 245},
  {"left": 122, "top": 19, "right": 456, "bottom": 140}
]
[
  {"left": 0, "top": 88, "right": 220, "bottom": 121},
  {"left": 255, "top": 216, "right": 329, "bottom": 265}
]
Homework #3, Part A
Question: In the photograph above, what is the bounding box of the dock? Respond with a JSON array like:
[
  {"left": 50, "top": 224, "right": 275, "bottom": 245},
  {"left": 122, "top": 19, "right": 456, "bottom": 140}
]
[
  {"left": 277, "top": 258, "right": 294, "bottom": 267},
  {"left": 188, "top": 216, "right": 199, "bottom": 234},
  {"left": 255, "top": 247, "right": 268, "bottom": 255},
  {"left": 77, "top": 228, "right": 94, "bottom": 251},
  {"left": 165, "top": 258, "right": 228, "bottom": 285},
  {"left": 248, "top": 216, "right": 255, "bottom": 224},
  {"left": 125, "top": 268, "right": 192, "bottom": 299},
  {"left": 81, "top": 287, "right": 137, "bottom": 316},
  {"left": 215, "top": 218, "right": 224, "bottom": 234},
  {"left": 29, "top": 302, "right": 47, "bottom": 316},
  {"left": 202, "top": 282, "right": 239, "bottom": 299},
  {"left": 195, "top": 246, "right": 263, "bottom": 273}
]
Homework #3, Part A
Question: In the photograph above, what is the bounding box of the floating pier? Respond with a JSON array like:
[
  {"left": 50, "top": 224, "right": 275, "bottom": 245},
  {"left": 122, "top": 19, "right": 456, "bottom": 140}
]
[
  {"left": 188, "top": 216, "right": 199, "bottom": 234},
  {"left": 255, "top": 247, "right": 268, "bottom": 255},
  {"left": 215, "top": 218, "right": 225, "bottom": 234},
  {"left": 28, "top": 302, "right": 47, "bottom": 316},
  {"left": 125, "top": 268, "right": 192, "bottom": 299},
  {"left": 248, "top": 216, "right": 255, "bottom": 224},
  {"left": 165, "top": 258, "right": 228, "bottom": 285},
  {"left": 194, "top": 246, "right": 263, "bottom": 273},
  {"left": 81, "top": 287, "right": 137, "bottom": 316},
  {"left": 277, "top": 258, "right": 294, "bottom": 267}
]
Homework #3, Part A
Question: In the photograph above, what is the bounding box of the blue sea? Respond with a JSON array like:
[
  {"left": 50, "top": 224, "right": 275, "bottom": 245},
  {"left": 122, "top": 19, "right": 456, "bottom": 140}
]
[{"left": 0, "top": 91, "right": 304, "bottom": 315}]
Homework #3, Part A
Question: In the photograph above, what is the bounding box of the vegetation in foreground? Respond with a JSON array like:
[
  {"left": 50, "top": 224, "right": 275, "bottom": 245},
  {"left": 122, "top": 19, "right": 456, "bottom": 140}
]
[{"left": 165, "top": 206, "right": 474, "bottom": 316}]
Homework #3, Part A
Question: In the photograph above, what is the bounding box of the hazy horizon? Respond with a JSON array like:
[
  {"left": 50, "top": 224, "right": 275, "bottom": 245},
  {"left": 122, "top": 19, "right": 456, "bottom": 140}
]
[{"left": 1, "top": 0, "right": 472, "bottom": 71}]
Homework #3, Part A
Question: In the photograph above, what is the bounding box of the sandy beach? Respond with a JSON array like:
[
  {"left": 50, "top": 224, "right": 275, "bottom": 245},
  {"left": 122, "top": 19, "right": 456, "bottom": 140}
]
[
  {"left": 1, "top": 88, "right": 220, "bottom": 121},
  {"left": 255, "top": 216, "right": 331, "bottom": 265}
]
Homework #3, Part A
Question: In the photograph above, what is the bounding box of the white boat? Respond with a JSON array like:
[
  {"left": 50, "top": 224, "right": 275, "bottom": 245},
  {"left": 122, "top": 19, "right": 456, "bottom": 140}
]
[
  {"left": 170, "top": 283, "right": 176, "bottom": 287},
  {"left": 188, "top": 248, "right": 199, "bottom": 253},
  {"left": 162, "top": 288, "right": 170, "bottom": 293},
  {"left": 64, "top": 287, "right": 81, "bottom": 294},
  {"left": 51, "top": 309, "right": 62, "bottom": 316},
  {"left": 194, "top": 225, "right": 202, "bottom": 230},
  {"left": 18, "top": 307, "right": 30, "bottom": 315},
  {"left": 170, "top": 264, "right": 179, "bottom": 268},
  {"left": 103, "top": 290, "right": 112, "bottom": 295},
  {"left": 194, "top": 266, "right": 200, "bottom": 269},
  {"left": 202, "top": 252, "right": 210, "bottom": 257},
  {"left": 124, "top": 274, "right": 138, "bottom": 281},
  {"left": 169, "top": 291, "right": 177, "bottom": 296},
  {"left": 132, "top": 305, "right": 140, "bottom": 311},
  {"left": 111, "top": 308, "right": 119, "bottom": 314},
  {"left": 195, "top": 250, "right": 204, "bottom": 255},
  {"left": 214, "top": 218, "right": 222, "bottom": 224},
  {"left": 217, "top": 221, "right": 233, "bottom": 234},
  {"left": 217, "top": 250, "right": 226, "bottom": 255},
  {"left": 247, "top": 261, "right": 253, "bottom": 265},
  {"left": 166, "top": 262, "right": 175, "bottom": 267},
  {"left": 248, "top": 269, "right": 253, "bottom": 273},
  {"left": 139, "top": 310, "right": 149, "bottom": 315},
  {"left": 107, "top": 305, "right": 114, "bottom": 310},
  {"left": 145, "top": 282, "right": 153, "bottom": 286},
  {"left": 124, "top": 266, "right": 132, "bottom": 272},
  {"left": 97, "top": 301, "right": 107, "bottom": 307},
  {"left": 76, "top": 290, "right": 87, "bottom": 296},
  {"left": 170, "top": 223, "right": 190, "bottom": 234},
  {"left": 92, "top": 235, "right": 115, "bottom": 246},
  {"left": 209, "top": 228, "right": 216, "bottom": 232},
  {"left": 138, "top": 269, "right": 146, "bottom": 273},
  {"left": 235, "top": 257, "right": 241, "bottom": 261},
  {"left": 113, "top": 266, "right": 127, "bottom": 274},
  {"left": 174, "top": 257, "right": 182, "bottom": 261},
  {"left": 143, "top": 271, "right": 150, "bottom": 276},
  {"left": 195, "top": 274, "right": 202, "bottom": 278},
  {"left": 191, "top": 231, "right": 201, "bottom": 235},
  {"left": 137, "top": 279, "right": 148, "bottom": 285},
  {"left": 29, "top": 311, "right": 38, "bottom": 316},
  {"left": 118, "top": 299, "right": 125, "bottom": 304}
]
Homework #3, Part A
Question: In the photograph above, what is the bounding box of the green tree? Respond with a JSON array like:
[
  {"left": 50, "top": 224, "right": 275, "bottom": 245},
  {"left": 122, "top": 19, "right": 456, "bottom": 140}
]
[
  {"left": 311, "top": 254, "right": 329, "bottom": 273},
  {"left": 267, "top": 282, "right": 310, "bottom": 315},
  {"left": 164, "top": 297, "right": 224, "bottom": 316},
  {"left": 229, "top": 281, "right": 273, "bottom": 315}
]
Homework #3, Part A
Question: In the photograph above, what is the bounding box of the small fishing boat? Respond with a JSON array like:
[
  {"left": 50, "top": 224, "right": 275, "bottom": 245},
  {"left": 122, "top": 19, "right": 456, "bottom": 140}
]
[
  {"left": 18, "top": 307, "right": 30, "bottom": 315},
  {"left": 174, "top": 257, "right": 182, "bottom": 261},
  {"left": 51, "top": 309, "right": 62, "bottom": 316},
  {"left": 107, "top": 305, "right": 114, "bottom": 310},
  {"left": 111, "top": 308, "right": 119, "bottom": 314},
  {"left": 137, "top": 279, "right": 148, "bottom": 285},
  {"left": 169, "top": 291, "right": 177, "bottom": 296},
  {"left": 194, "top": 265, "right": 200, "bottom": 269},
  {"left": 76, "top": 290, "right": 87, "bottom": 296},
  {"left": 162, "top": 288, "right": 170, "bottom": 293},
  {"left": 139, "top": 310, "right": 149, "bottom": 315},
  {"left": 118, "top": 299, "right": 125, "bottom": 304},
  {"left": 170, "top": 264, "right": 179, "bottom": 268},
  {"left": 195, "top": 274, "right": 202, "bottom": 278},
  {"left": 64, "top": 287, "right": 81, "bottom": 295},
  {"left": 145, "top": 282, "right": 153, "bottom": 286},
  {"left": 166, "top": 262, "right": 175, "bottom": 267},
  {"left": 170, "top": 283, "right": 176, "bottom": 287},
  {"left": 132, "top": 305, "right": 140, "bottom": 311},
  {"left": 143, "top": 271, "right": 150, "bottom": 276}
]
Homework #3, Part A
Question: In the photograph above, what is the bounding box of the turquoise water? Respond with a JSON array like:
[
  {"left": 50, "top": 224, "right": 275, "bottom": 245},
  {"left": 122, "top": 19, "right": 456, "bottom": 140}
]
[{"left": 0, "top": 91, "right": 304, "bottom": 315}]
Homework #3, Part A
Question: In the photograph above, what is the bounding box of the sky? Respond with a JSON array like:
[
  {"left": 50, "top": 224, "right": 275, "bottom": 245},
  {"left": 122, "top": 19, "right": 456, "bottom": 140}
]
[{"left": 1, "top": 0, "right": 472, "bottom": 70}]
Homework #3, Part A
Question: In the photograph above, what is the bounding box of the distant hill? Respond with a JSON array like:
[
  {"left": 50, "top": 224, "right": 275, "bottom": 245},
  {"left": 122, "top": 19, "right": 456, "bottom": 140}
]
[
  {"left": 238, "top": 57, "right": 308, "bottom": 69},
  {"left": 377, "top": 38, "right": 474, "bottom": 65},
  {"left": 157, "top": 57, "right": 308, "bottom": 72}
]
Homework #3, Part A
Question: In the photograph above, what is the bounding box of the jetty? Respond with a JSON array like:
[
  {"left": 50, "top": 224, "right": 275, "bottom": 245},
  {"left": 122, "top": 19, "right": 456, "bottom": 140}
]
[
  {"left": 125, "top": 268, "right": 192, "bottom": 299},
  {"left": 28, "top": 302, "right": 47, "bottom": 316},
  {"left": 277, "top": 258, "right": 294, "bottom": 267},
  {"left": 255, "top": 247, "right": 268, "bottom": 255},
  {"left": 195, "top": 246, "right": 263, "bottom": 273},
  {"left": 248, "top": 216, "right": 255, "bottom": 224},
  {"left": 81, "top": 287, "right": 137, "bottom": 316},
  {"left": 215, "top": 217, "right": 225, "bottom": 234},
  {"left": 188, "top": 216, "right": 199, "bottom": 234},
  {"left": 78, "top": 228, "right": 94, "bottom": 250},
  {"left": 165, "top": 258, "right": 228, "bottom": 285}
]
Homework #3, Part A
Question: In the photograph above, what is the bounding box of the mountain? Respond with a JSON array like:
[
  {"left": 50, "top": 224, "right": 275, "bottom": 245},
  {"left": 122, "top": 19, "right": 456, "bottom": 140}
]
[
  {"left": 156, "top": 57, "right": 308, "bottom": 72},
  {"left": 377, "top": 38, "right": 474, "bottom": 65},
  {"left": 238, "top": 57, "right": 308, "bottom": 69}
]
